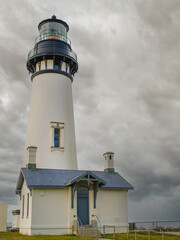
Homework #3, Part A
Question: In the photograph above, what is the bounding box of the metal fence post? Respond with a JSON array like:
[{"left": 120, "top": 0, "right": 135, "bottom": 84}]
[
  {"left": 162, "top": 231, "right": 164, "bottom": 240},
  {"left": 135, "top": 230, "right": 137, "bottom": 240},
  {"left": 148, "top": 230, "right": 150, "bottom": 240},
  {"left": 82, "top": 227, "right": 84, "bottom": 238},
  {"left": 114, "top": 226, "right": 116, "bottom": 239}
]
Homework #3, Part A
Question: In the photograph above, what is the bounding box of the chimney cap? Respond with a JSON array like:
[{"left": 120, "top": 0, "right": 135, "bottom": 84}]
[
  {"left": 26, "top": 146, "right": 37, "bottom": 150},
  {"left": 103, "top": 152, "right": 114, "bottom": 156}
]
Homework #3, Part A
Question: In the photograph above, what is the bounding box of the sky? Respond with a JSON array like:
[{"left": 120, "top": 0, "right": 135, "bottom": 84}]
[{"left": 0, "top": 0, "right": 180, "bottom": 223}]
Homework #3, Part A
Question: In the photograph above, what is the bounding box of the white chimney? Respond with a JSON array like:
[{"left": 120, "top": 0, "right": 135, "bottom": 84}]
[
  {"left": 103, "top": 152, "right": 115, "bottom": 173},
  {"left": 26, "top": 146, "right": 37, "bottom": 170}
]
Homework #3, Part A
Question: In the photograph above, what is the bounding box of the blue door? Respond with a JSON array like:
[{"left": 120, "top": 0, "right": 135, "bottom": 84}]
[{"left": 77, "top": 187, "right": 89, "bottom": 225}]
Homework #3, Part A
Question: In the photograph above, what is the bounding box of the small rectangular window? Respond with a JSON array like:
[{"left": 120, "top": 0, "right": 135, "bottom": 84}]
[
  {"left": 54, "top": 60, "right": 60, "bottom": 70},
  {"left": 27, "top": 193, "right": 29, "bottom": 218},
  {"left": 60, "top": 61, "right": 62, "bottom": 70},
  {"left": 66, "top": 64, "right": 70, "bottom": 73},
  {"left": 61, "top": 62, "right": 66, "bottom": 71},
  {"left": 38, "top": 62, "right": 41, "bottom": 71},
  {"left": 54, "top": 64, "right": 59, "bottom": 70},
  {"left": 50, "top": 122, "right": 64, "bottom": 151},
  {"left": 54, "top": 128, "right": 60, "bottom": 147},
  {"left": 22, "top": 195, "right": 24, "bottom": 218}
]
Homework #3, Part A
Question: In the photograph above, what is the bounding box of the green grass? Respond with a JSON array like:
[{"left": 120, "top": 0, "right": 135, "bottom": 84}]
[
  {"left": 0, "top": 232, "right": 95, "bottom": 240},
  {"left": 104, "top": 231, "right": 180, "bottom": 240},
  {"left": 162, "top": 228, "right": 180, "bottom": 232},
  {"left": 1, "top": 231, "right": 180, "bottom": 240}
]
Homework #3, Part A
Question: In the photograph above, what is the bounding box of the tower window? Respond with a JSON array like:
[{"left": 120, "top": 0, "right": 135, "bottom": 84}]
[
  {"left": 66, "top": 63, "right": 69, "bottom": 73},
  {"left": 54, "top": 60, "right": 60, "bottom": 70},
  {"left": 54, "top": 64, "right": 59, "bottom": 70},
  {"left": 38, "top": 62, "right": 41, "bottom": 71},
  {"left": 50, "top": 122, "right": 64, "bottom": 151},
  {"left": 54, "top": 128, "right": 60, "bottom": 147},
  {"left": 61, "top": 61, "right": 66, "bottom": 71},
  {"left": 60, "top": 61, "right": 62, "bottom": 70}
]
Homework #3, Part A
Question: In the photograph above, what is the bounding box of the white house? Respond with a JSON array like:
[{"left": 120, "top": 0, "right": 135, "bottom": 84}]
[
  {"left": 12, "top": 16, "right": 133, "bottom": 236},
  {"left": 0, "top": 203, "right": 8, "bottom": 232}
]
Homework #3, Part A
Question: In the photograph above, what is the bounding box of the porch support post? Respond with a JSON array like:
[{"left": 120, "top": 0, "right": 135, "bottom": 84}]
[
  {"left": 93, "top": 182, "right": 98, "bottom": 208},
  {"left": 71, "top": 183, "right": 76, "bottom": 208}
]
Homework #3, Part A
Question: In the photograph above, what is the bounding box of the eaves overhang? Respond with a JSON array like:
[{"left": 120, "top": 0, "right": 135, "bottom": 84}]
[
  {"left": 15, "top": 169, "right": 24, "bottom": 194},
  {"left": 101, "top": 186, "right": 134, "bottom": 190},
  {"left": 27, "top": 185, "right": 66, "bottom": 189}
]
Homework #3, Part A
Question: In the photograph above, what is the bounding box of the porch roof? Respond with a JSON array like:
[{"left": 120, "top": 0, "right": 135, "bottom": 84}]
[{"left": 16, "top": 168, "right": 133, "bottom": 193}]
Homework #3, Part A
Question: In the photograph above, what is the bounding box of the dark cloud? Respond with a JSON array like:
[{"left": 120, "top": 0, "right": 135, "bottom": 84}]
[{"left": 0, "top": 0, "right": 180, "bottom": 223}]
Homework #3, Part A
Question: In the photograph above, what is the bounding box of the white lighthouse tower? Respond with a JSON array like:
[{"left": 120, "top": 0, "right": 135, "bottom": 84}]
[{"left": 25, "top": 15, "right": 78, "bottom": 170}]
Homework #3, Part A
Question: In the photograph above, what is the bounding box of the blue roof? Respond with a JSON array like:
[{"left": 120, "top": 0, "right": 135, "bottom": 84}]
[{"left": 16, "top": 168, "right": 133, "bottom": 193}]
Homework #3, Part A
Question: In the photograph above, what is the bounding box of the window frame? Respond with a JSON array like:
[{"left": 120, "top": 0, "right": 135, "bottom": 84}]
[{"left": 50, "top": 122, "right": 64, "bottom": 151}]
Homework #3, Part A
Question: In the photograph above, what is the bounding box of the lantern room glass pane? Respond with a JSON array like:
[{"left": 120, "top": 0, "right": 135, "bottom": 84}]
[{"left": 40, "top": 22, "right": 67, "bottom": 37}]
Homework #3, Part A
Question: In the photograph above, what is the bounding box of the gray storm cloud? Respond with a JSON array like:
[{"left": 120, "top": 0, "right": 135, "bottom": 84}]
[{"left": 0, "top": 0, "right": 180, "bottom": 222}]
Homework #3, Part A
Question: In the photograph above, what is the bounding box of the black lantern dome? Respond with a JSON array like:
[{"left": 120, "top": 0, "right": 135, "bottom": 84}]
[{"left": 26, "top": 16, "right": 78, "bottom": 79}]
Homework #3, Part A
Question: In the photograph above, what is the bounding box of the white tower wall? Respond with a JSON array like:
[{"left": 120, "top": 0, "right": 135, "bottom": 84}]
[{"left": 24, "top": 72, "right": 77, "bottom": 170}]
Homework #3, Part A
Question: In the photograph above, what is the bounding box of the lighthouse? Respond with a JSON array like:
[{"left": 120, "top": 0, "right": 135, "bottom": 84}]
[
  {"left": 12, "top": 16, "right": 133, "bottom": 236},
  {"left": 25, "top": 15, "right": 78, "bottom": 170}
]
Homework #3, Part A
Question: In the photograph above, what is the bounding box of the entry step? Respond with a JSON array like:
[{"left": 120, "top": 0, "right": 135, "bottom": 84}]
[{"left": 77, "top": 226, "right": 101, "bottom": 238}]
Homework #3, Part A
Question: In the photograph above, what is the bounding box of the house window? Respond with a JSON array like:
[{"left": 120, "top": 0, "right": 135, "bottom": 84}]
[
  {"left": 22, "top": 195, "right": 25, "bottom": 218},
  {"left": 27, "top": 193, "right": 29, "bottom": 218},
  {"left": 50, "top": 122, "right": 64, "bottom": 151}
]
